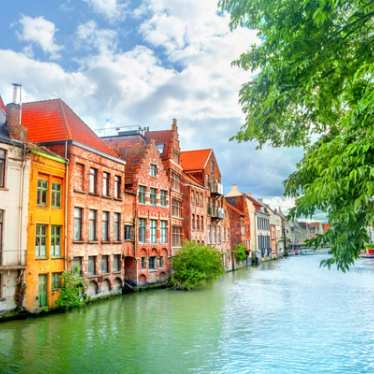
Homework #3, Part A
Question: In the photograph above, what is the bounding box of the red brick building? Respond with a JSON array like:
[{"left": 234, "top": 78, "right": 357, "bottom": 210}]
[
  {"left": 103, "top": 131, "right": 171, "bottom": 286},
  {"left": 21, "top": 99, "right": 128, "bottom": 297},
  {"left": 145, "top": 121, "right": 184, "bottom": 256},
  {"left": 226, "top": 200, "right": 251, "bottom": 269},
  {"left": 181, "top": 173, "right": 209, "bottom": 244},
  {"left": 180, "top": 149, "right": 232, "bottom": 270}
]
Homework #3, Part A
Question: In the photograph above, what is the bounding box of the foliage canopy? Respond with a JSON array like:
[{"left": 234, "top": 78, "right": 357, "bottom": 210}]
[
  {"left": 171, "top": 241, "right": 224, "bottom": 290},
  {"left": 220, "top": 0, "right": 374, "bottom": 270}
]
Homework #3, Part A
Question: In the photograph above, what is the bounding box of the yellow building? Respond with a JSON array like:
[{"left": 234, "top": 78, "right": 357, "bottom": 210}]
[{"left": 24, "top": 147, "right": 66, "bottom": 312}]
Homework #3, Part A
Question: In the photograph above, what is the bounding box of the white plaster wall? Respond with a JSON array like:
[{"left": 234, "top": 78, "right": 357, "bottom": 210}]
[{"left": 0, "top": 142, "right": 30, "bottom": 313}]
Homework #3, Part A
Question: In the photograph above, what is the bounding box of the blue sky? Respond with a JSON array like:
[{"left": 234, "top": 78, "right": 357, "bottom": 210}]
[{"left": 0, "top": 0, "right": 304, "bottom": 211}]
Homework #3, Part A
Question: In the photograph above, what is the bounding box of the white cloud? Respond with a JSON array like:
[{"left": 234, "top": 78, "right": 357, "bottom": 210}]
[
  {"left": 18, "top": 16, "right": 62, "bottom": 59},
  {"left": 76, "top": 21, "right": 118, "bottom": 53},
  {"left": 1, "top": 0, "right": 300, "bottom": 199},
  {"left": 84, "top": 0, "right": 126, "bottom": 21}
]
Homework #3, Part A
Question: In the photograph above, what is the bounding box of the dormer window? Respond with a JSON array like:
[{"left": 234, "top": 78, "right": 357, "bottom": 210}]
[{"left": 150, "top": 164, "right": 158, "bottom": 177}]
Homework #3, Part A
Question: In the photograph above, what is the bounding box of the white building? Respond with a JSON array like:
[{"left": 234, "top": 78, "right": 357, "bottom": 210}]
[{"left": 0, "top": 96, "right": 31, "bottom": 314}]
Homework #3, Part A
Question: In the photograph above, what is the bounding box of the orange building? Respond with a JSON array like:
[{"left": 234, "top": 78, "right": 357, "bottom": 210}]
[{"left": 24, "top": 146, "right": 66, "bottom": 312}]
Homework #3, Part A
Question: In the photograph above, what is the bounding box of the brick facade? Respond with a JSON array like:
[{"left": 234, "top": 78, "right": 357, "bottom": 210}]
[{"left": 48, "top": 142, "right": 127, "bottom": 297}]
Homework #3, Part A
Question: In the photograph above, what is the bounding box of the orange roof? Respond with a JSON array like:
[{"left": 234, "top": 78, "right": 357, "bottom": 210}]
[
  {"left": 180, "top": 149, "right": 212, "bottom": 171},
  {"left": 21, "top": 99, "right": 117, "bottom": 157}
]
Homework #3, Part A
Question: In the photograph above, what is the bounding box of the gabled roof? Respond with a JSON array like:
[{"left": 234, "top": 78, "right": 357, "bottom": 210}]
[
  {"left": 145, "top": 129, "right": 174, "bottom": 160},
  {"left": 182, "top": 172, "right": 206, "bottom": 189},
  {"left": 21, "top": 99, "right": 117, "bottom": 157},
  {"left": 225, "top": 200, "right": 245, "bottom": 216},
  {"left": 180, "top": 149, "right": 212, "bottom": 171}
]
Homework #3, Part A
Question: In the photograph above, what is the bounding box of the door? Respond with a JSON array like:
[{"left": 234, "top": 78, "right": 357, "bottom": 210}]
[{"left": 38, "top": 274, "right": 48, "bottom": 308}]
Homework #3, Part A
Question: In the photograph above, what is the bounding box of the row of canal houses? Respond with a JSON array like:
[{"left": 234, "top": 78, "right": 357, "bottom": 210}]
[{"left": 0, "top": 85, "right": 288, "bottom": 315}]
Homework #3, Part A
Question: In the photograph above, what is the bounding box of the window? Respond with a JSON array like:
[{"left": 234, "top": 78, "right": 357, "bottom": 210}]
[
  {"left": 196, "top": 215, "right": 200, "bottom": 231},
  {"left": 156, "top": 143, "right": 164, "bottom": 154},
  {"left": 150, "top": 164, "right": 158, "bottom": 177},
  {"left": 88, "top": 256, "right": 96, "bottom": 275},
  {"left": 0, "top": 149, "right": 6, "bottom": 188},
  {"left": 51, "top": 183, "right": 61, "bottom": 208},
  {"left": 149, "top": 256, "right": 156, "bottom": 270},
  {"left": 124, "top": 224, "right": 133, "bottom": 241},
  {"left": 72, "top": 257, "right": 82, "bottom": 274},
  {"left": 89, "top": 168, "right": 97, "bottom": 194},
  {"left": 114, "top": 213, "right": 121, "bottom": 241},
  {"left": 35, "top": 224, "right": 47, "bottom": 258},
  {"left": 150, "top": 219, "right": 157, "bottom": 243},
  {"left": 88, "top": 209, "right": 97, "bottom": 241},
  {"left": 74, "top": 163, "right": 85, "bottom": 191},
  {"left": 159, "top": 256, "right": 164, "bottom": 268},
  {"left": 138, "top": 218, "right": 146, "bottom": 243},
  {"left": 101, "top": 255, "right": 109, "bottom": 273},
  {"left": 37, "top": 179, "right": 48, "bottom": 206},
  {"left": 141, "top": 257, "right": 146, "bottom": 269},
  {"left": 192, "top": 214, "right": 195, "bottom": 230},
  {"left": 52, "top": 273, "right": 62, "bottom": 290},
  {"left": 113, "top": 254, "right": 121, "bottom": 272},
  {"left": 201, "top": 216, "right": 204, "bottom": 231},
  {"left": 114, "top": 176, "right": 121, "bottom": 199},
  {"left": 171, "top": 172, "right": 180, "bottom": 192},
  {"left": 102, "top": 172, "right": 110, "bottom": 196},
  {"left": 172, "top": 226, "right": 182, "bottom": 247},
  {"left": 160, "top": 190, "right": 168, "bottom": 206},
  {"left": 51, "top": 225, "right": 62, "bottom": 257},
  {"left": 150, "top": 188, "right": 157, "bottom": 206},
  {"left": 172, "top": 199, "right": 182, "bottom": 218},
  {"left": 74, "top": 207, "right": 83, "bottom": 241},
  {"left": 138, "top": 185, "right": 146, "bottom": 204},
  {"left": 160, "top": 220, "right": 167, "bottom": 243},
  {"left": 102, "top": 211, "right": 110, "bottom": 241}
]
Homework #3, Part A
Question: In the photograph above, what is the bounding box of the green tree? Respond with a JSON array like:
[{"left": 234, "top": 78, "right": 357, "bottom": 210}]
[
  {"left": 171, "top": 241, "right": 225, "bottom": 290},
  {"left": 220, "top": 0, "right": 374, "bottom": 270},
  {"left": 56, "top": 271, "right": 85, "bottom": 310},
  {"left": 233, "top": 243, "right": 248, "bottom": 262}
]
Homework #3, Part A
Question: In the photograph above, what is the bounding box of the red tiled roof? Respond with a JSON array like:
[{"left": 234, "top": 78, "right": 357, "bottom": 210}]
[
  {"left": 180, "top": 149, "right": 212, "bottom": 171},
  {"left": 21, "top": 99, "right": 117, "bottom": 157}
]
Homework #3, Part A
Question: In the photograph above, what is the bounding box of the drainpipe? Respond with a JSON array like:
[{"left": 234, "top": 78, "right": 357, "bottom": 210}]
[{"left": 64, "top": 141, "right": 69, "bottom": 272}]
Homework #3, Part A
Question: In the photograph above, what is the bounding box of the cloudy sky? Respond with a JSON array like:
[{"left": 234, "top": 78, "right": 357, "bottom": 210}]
[{"left": 0, "top": 0, "right": 303, "bottom": 210}]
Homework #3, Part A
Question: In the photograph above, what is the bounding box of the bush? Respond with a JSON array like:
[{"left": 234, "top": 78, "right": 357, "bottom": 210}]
[
  {"left": 56, "top": 271, "right": 85, "bottom": 310},
  {"left": 170, "top": 241, "right": 224, "bottom": 290},
  {"left": 233, "top": 243, "right": 248, "bottom": 262}
]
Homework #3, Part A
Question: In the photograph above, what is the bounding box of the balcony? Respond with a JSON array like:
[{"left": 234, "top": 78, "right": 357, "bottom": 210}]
[
  {"left": 208, "top": 206, "right": 225, "bottom": 219},
  {"left": 209, "top": 179, "right": 223, "bottom": 195}
]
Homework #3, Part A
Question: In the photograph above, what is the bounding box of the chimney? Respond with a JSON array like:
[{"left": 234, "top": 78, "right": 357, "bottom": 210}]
[
  {"left": 226, "top": 184, "right": 242, "bottom": 197},
  {"left": 171, "top": 118, "right": 177, "bottom": 131},
  {"left": 6, "top": 83, "right": 27, "bottom": 142}
]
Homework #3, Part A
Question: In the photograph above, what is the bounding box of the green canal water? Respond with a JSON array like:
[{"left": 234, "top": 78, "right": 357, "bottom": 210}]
[{"left": 1, "top": 254, "right": 374, "bottom": 374}]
